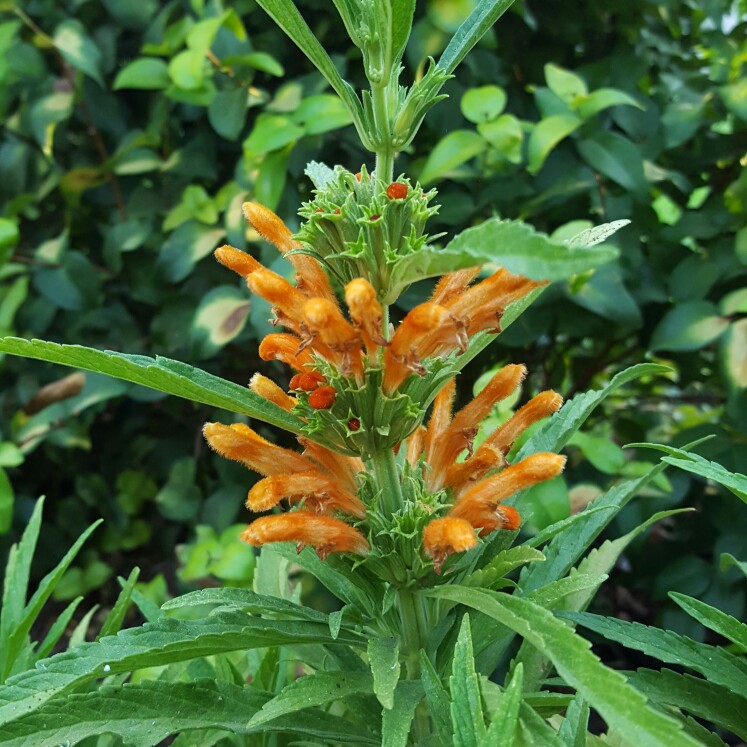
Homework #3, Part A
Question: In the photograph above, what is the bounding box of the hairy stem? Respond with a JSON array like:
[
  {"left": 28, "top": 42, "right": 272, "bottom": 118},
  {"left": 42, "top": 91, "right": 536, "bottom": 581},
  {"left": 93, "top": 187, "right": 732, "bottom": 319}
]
[{"left": 369, "top": 445, "right": 404, "bottom": 515}]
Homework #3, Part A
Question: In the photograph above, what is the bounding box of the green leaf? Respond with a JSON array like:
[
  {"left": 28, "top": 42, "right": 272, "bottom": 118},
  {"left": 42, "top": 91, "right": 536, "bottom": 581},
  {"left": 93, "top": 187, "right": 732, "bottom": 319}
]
[
  {"left": 567, "top": 219, "right": 630, "bottom": 248},
  {"left": 629, "top": 668, "right": 747, "bottom": 742},
  {"left": 246, "top": 671, "right": 373, "bottom": 728},
  {"left": 367, "top": 636, "right": 400, "bottom": 709},
  {"left": 463, "top": 546, "right": 546, "bottom": 589},
  {"left": 157, "top": 222, "right": 225, "bottom": 283},
  {"left": 191, "top": 286, "right": 251, "bottom": 358},
  {"left": 461, "top": 85, "right": 507, "bottom": 123},
  {"left": 477, "top": 114, "right": 523, "bottom": 163},
  {"left": 721, "top": 318, "right": 747, "bottom": 389},
  {"left": 568, "top": 432, "right": 625, "bottom": 474},
  {"left": 527, "top": 114, "right": 581, "bottom": 174},
  {"left": 162, "top": 588, "right": 329, "bottom": 624},
  {"left": 669, "top": 592, "right": 747, "bottom": 652},
  {"left": 168, "top": 49, "right": 206, "bottom": 90},
  {"left": 650, "top": 301, "right": 729, "bottom": 352},
  {"left": 419, "top": 651, "right": 453, "bottom": 745},
  {"left": 293, "top": 94, "right": 354, "bottom": 135},
  {"left": 0, "top": 469, "right": 11, "bottom": 535},
  {"left": 545, "top": 64, "right": 587, "bottom": 101},
  {"left": 53, "top": 20, "right": 104, "bottom": 86},
  {"left": 35, "top": 597, "right": 83, "bottom": 660},
  {"left": 381, "top": 681, "right": 424, "bottom": 747},
  {"left": 437, "top": 0, "right": 518, "bottom": 75},
  {"left": 113, "top": 58, "right": 170, "bottom": 89},
  {"left": 575, "top": 88, "right": 642, "bottom": 120},
  {"left": 98, "top": 570, "right": 139, "bottom": 640},
  {"left": 720, "top": 77, "right": 747, "bottom": 121},
  {"left": 419, "top": 130, "right": 487, "bottom": 185},
  {"left": 565, "top": 612, "right": 747, "bottom": 699},
  {"left": 720, "top": 553, "right": 747, "bottom": 578},
  {"left": 0, "top": 218, "right": 19, "bottom": 264},
  {"left": 430, "top": 588, "right": 701, "bottom": 747},
  {"left": 0, "top": 338, "right": 305, "bottom": 434},
  {"left": 557, "top": 695, "right": 589, "bottom": 747},
  {"left": 0, "top": 613, "right": 361, "bottom": 726},
  {"left": 628, "top": 443, "right": 747, "bottom": 503},
  {"left": 450, "top": 615, "right": 486, "bottom": 746},
  {"left": 0, "top": 680, "right": 379, "bottom": 747},
  {"left": 577, "top": 131, "right": 648, "bottom": 199},
  {"left": 253, "top": 0, "right": 363, "bottom": 126},
  {"left": 243, "top": 113, "right": 305, "bottom": 156},
  {"left": 480, "top": 663, "right": 522, "bottom": 745},
  {"left": 208, "top": 88, "right": 249, "bottom": 140}
]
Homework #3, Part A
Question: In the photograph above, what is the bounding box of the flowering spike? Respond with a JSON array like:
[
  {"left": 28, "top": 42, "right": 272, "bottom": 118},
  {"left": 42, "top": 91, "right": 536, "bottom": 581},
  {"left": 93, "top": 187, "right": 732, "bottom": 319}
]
[
  {"left": 345, "top": 278, "right": 387, "bottom": 353},
  {"left": 423, "top": 517, "right": 478, "bottom": 573},
  {"left": 248, "top": 373, "right": 297, "bottom": 412},
  {"left": 203, "top": 422, "right": 313, "bottom": 476},
  {"left": 450, "top": 452, "right": 567, "bottom": 525},
  {"left": 430, "top": 267, "right": 481, "bottom": 305},
  {"left": 214, "top": 245, "right": 263, "bottom": 278},
  {"left": 241, "top": 511, "right": 369, "bottom": 558},
  {"left": 246, "top": 470, "right": 366, "bottom": 517},
  {"left": 258, "top": 334, "right": 315, "bottom": 371}
]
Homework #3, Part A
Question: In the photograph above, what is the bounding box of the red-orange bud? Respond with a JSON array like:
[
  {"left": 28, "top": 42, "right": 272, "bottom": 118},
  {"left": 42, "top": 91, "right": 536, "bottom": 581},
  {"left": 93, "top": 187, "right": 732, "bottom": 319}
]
[
  {"left": 386, "top": 182, "right": 408, "bottom": 200},
  {"left": 308, "top": 385, "right": 336, "bottom": 410}
]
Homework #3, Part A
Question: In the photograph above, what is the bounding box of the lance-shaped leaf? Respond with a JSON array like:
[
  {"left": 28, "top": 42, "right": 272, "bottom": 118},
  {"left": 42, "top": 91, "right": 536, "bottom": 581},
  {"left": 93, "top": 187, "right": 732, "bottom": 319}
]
[
  {"left": 670, "top": 592, "right": 747, "bottom": 652},
  {"left": 367, "top": 636, "right": 400, "bottom": 710},
  {"left": 428, "top": 587, "right": 702, "bottom": 747},
  {"left": 0, "top": 338, "right": 304, "bottom": 434},
  {"left": 480, "top": 663, "right": 523, "bottom": 745},
  {"left": 381, "top": 681, "right": 424, "bottom": 747},
  {"left": 437, "top": 0, "right": 518, "bottom": 75}
]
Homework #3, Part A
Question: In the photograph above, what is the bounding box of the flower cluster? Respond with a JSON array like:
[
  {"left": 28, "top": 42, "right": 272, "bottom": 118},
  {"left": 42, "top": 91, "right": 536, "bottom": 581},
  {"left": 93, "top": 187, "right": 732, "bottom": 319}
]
[{"left": 203, "top": 175, "right": 566, "bottom": 575}]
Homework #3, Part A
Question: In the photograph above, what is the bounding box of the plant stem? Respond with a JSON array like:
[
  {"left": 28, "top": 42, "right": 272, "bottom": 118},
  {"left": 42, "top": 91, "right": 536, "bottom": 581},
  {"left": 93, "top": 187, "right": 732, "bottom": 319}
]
[
  {"left": 371, "top": 82, "right": 394, "bottom": 183},
  {"left": 370, "top": 445, "right": 403, "bottom": 515},
  {"left": 397, "top": 588, "right": 432, "bottom": 743}
]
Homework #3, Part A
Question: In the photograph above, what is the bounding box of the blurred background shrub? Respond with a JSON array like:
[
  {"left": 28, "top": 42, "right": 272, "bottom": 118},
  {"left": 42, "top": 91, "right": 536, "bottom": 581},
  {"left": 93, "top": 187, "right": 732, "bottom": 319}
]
[{"left": 0, "top": 0, "right": 745, "bottom": 636}]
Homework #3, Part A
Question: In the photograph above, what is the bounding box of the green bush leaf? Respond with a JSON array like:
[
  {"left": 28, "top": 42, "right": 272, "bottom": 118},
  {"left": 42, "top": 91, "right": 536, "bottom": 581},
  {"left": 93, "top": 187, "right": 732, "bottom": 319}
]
[
  {"left": 430, "top": 588, "right": 702, "bottom": 747},
  {"left": 191, "top": 286, "right": 251, "bottom": 359},
  {"left": 208, "top": 88, "right": 249, "bottom": 140},
  {"left": 545, "top": 64, "right": 587, "bottom": 101},
  {"left": 577, "top": 131, "right": 648, "bottom": 198},
  {"left": 243, "top": 113, "right": 305, "bottom": 156},
  {"left": 527, "top": 114, "right": 581, "bottom": 174},
  {"left": 419, "top": 130, "right": 487, "bottom": 184},
  {"left": 574, "top": 88, "right": 642, "bottom": 120},
  {"left": 461, "top": 85, "right": 507, "bottom": 123},
  {"left": 53, "top": 20, "right": 104, "bottom": 86},
  {"left": 650, "top": 301, "right": 729, "bottom": 352},
  {"left": 0, "top": 338, "right": 305, "bottom": 434},
  {"left": 113, "top": 58, "right": 170, "bottom": 89}
]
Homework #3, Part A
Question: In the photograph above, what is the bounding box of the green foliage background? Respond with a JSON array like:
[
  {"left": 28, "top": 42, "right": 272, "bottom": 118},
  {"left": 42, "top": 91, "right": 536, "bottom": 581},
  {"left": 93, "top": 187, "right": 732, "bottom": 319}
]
[{"left": 0, "top": 0, "right": 745, "bottom": 634}]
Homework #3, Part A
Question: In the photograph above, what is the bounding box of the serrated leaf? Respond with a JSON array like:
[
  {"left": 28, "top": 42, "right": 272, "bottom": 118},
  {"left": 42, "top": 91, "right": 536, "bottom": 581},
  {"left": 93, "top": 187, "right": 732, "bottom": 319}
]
[
  {"left": 463, "top": 546, "right": 545, "bottom": 589},
  {"left": 381, "top": 680, "right": 423, "bottom": 747},
  {"left": 0, "top": 680, "right": 379, "bottom": 747},
  {"left": 480, "top": 663, "right": 522, "bottom": 745},
  {"left": 246, "top": 671, "right": 373, "bottom": 728},
  {"left": 567, "top": 219, "right": 631, "bottom": 248},
  {"left": 629, "top": 443, "right": 747, "bottom": 503},
  {"left": 557, "top": 695, "right": 589, "bottom": 747},
  {"left": 0, "top": 338, "right": 304, "bottom": 434},
  {"left": 429, "top": 588, "right": 701, "bottom": 747},
  {"left": 437, "top": 0, "right": 518, "bottom": 74},
  {"left": 305, "top": 161, "right": 335, "bottom": 190},
  {"left": 98, "top": 569, "right": 139, "bottom": 640},
  {"left": 451, "top": 615, "right": 486, "bottom": 746},
  {"left": 0, "top": 613, "right": 362, "bottom": 725},
  {"left": 163, "top": 588, "right": 329, "bottom": 623},
  {"left": 629, "top": 668, "right": 747, "bottom": 742},
  {"left": 565, "top": 612, "right": 747, "bottom": 699},
  {"left": 419, "top": 651, "right": 453, "bottom": 744},
  {"left": 367, "top": 636, "right": 400, "bottom": 709},
  {"left": 669, "top": 592, "right": 747, "bottom": 652}
]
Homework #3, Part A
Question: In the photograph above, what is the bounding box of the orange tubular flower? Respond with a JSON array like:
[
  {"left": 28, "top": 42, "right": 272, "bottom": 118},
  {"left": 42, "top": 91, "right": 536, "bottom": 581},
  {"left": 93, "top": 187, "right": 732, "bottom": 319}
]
[
  {"left": 430, "top": 267, "right": 481, "bottom": 305},
  {"left": 298, "top": 436, "right": 364, "bottom": 493},
  {"left": 246, "top": 268, "right": 308, "bottom": 331},
  {"left": 450, "top": 452, "right": 566, "bottom": 526},
  {"left": 249, "top": 373, "right": 297, "bottom": 412},
  {"left": 241, "top": 511, "right": 369, "bottom": 559},
  {"left": 405, "top": 426, "right": 427, "bottom": 466},
  {"left": 446, "top": 270, "right": 544, "bottom": 335},
  {"left": 423, "top": 517, "right": 477, "bottom": 573},
  {"left": 423, "top": 379, "right": 456, "bottom": 460},
  {"left": 383, "top": 303, "right": 467, "bottom": 392},
  {"left": 214, "top": 245, "right": 263, "bottom": 277},
  {"left": 258, "top": 333, "right": 315, "bottom": 371},
  {"left": 203, "top": 422, "right": 314, "bottom": 476},
  {"left": 426, "top": 366, "right": 526, "bottom": 490},
  {"left": 243, "top": 201, "right": 337, "bottom": 303},
  {"left": 345, "top": 278, "right": 387, "bottom": 354},
  {"left": 247, "top": 470, "right": 366, "bottom": 518},
  {"left": 302, "top": 298, "right": 364, "bottom": 379},
  {"left": 453, "top": 504, "right": 521, "bottom": 537}
]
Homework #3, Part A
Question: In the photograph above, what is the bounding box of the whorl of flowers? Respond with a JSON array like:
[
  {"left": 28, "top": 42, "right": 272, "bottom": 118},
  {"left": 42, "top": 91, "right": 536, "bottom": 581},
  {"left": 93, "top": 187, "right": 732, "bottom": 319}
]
[{"left": 203, "top": 172, "right": 566, "bottom": 575}]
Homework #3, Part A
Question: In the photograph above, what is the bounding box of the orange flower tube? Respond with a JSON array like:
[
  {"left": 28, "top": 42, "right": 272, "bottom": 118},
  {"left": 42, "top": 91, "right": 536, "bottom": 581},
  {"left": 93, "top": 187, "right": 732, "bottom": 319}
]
[
  {"left": 423, "top": 516, "right": 477, "bottom": 573},
  {"left": 249, "top": 373, "right": 297, "bottom": 412},
  {"left": 258, "top": 333, "right": 315, "bottom": 371}
]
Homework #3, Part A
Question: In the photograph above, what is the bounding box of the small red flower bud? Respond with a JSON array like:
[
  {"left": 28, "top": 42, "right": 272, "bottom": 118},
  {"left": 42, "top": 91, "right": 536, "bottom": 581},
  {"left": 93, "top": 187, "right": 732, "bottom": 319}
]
[
  {"left": 386, "top": 182, "right": 408, "bottom": 200},
  {"left": 333, "top": 208, "right": 341, "bottom": 215},
  {"left": 308, "top": 385, "right": 336, "bottom": 410},
  {"left": 348, "top": 417, "right": 360, "bottom": 431},
  {"left": 289, "top": 373, "right": 304, "bottom": 390},
  {"left": 315, "top": 207, "right": 324, "bottom": 213},
  {"left": 297, "top": 371, "right": 327, "bottom": 391},
  {"left": 355, "top": 172, "right": 362, "bottom": 181},
  {"left": 370, "top": 214, "right": 381, "bottom": 221}
]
